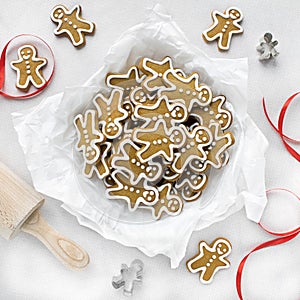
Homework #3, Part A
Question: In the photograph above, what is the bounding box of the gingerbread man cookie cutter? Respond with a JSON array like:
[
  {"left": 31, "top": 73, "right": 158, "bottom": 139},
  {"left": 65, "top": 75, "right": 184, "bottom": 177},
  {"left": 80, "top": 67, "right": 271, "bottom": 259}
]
[
  {"left": 10, "top": 45, "right": 47, "bottom": 91},
  {"left": 112, "top": 259, "right": 144, "bottom": 296},
  {"left": 186, "top": 238, "right": 232, "bottom": 284},
  {"left": 256, "top": 32, "right": 279, "bottom": 61},
  {"left": 51, "top": 4, "right": 95, "bottom": 48},
  {"left": 203, "top": 7, "right": 243, "bottom": 51}
]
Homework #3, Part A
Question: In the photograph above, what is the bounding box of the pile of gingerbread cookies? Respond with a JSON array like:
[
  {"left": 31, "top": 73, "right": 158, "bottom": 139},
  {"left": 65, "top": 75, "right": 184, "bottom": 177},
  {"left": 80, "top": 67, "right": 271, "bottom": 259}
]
[{"left": 74, "top": 56, "right": 235, "bottom": 220}]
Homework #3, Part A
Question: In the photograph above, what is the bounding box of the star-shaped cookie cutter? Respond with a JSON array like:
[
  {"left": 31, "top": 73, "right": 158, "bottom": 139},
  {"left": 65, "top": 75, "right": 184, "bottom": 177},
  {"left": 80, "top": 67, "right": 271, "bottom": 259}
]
[
  {"left": 112, "top": 259, "right": 144, "bottom": 296},
  {"left": 256, "top": 32, "right": 279, "bottom": 61}
]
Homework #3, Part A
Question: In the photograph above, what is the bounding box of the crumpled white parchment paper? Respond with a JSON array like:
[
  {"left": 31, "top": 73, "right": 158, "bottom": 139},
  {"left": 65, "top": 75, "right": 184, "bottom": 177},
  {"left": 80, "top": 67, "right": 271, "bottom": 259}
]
[{"left": 12, "top": 5, "right": 268, "bottom": 268}]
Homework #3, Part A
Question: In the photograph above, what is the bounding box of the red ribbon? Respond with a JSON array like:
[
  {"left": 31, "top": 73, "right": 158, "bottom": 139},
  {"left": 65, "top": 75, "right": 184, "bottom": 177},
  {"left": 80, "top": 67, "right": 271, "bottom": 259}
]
[
  {"left": 263, "top": 94, "right": 300, "bottom": 161},
  {"left": 0, "top": 34, "right": 55, "bottom": 99},
  {"left": 236, "top": 188, "right": 300, "bottom": 300}
]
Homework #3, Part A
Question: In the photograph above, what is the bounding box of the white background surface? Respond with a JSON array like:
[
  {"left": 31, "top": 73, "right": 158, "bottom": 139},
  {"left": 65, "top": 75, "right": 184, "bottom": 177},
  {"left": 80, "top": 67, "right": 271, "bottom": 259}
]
[{"left": 0, "top": 0, "right": 299, "bottom": 299}]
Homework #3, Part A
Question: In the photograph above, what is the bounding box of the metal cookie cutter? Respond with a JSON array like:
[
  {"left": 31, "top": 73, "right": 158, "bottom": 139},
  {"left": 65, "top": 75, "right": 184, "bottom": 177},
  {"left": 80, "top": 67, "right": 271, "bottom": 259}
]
[
  {"left": 112, "top": 259, "right": 144, "bottom": 296},
  {"left": 256, "top": 32, "right": 279, "bottom": 61}
]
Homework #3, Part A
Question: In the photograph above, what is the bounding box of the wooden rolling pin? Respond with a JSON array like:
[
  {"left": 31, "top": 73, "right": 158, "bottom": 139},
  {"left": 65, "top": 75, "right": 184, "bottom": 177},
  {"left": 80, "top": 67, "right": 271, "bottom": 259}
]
[{"left": 0, "top": 162, "right": 89, "bottom": 270}]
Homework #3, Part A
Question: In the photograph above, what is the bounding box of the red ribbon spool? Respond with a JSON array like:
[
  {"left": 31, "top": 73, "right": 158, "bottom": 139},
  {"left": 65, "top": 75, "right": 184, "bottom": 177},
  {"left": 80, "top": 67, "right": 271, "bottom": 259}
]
[{"left": 0, "top": 34, "right": 55, "bottom": 99}]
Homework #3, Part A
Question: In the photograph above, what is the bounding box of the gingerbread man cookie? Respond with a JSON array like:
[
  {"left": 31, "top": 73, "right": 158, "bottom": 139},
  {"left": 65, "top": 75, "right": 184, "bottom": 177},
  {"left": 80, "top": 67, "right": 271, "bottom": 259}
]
[
  {"left": 139, "top": 56, "right": 176, "bottom": 92},
  {"left": 51, "top": 4, "right": 95, "bottom": 47},
  {"left": 111, "top": 139, "right": 163, "bottom": 184},
  {"left": 106, "top": 171, "right": 158, "bottom": 211},
  {"left": 190, "top": 123, "right": 234, "bottom": 173},
  {"left": 130, "top": 87, "right": 157, "bottom": 106},
  {"left": 133, "top": 119, "right": 185, "bottom": 163},
  {"left": 134, "top": 96, "right": 188, "bottom": 128},
  {"left": 160, "top": 70, "right": 212, "bottom": 112},
  {"left": 203, "top": 7, "right": 243, "bottom": 51},
  {"left": 163, "top": 167, "right": 181, "bottom": 183},
  {"left": 178, "top": 184, "right": 201, "bottom": 202},
  {"left": 93, "top": 89, "right": 129, "bottom": 139},
  {"left": 107, "top": 66, "right": 146, "bottom": 98},
  {"left": 144, "top": 183, "right": 183, "bottom": 220},
  {"left": 171, "top": 125, "right": 212, "bottom": 174},
  {"left": 186, "top": 238, "right": 232, "bottom": 284},
  {"left": 175, "top": 164, "right": 208, "bottom": 202},
  {"left": 190, "top": 95, "right": 232, "bottom": 131},
  {"left": 84, "top": 142, "right": 112, "bottom": 179},
  {"left": 74, "top": 110, "right": 105, "bottom": 164},
  {"left": 10, "top": 45, "right": 47, "bottom": 91}
]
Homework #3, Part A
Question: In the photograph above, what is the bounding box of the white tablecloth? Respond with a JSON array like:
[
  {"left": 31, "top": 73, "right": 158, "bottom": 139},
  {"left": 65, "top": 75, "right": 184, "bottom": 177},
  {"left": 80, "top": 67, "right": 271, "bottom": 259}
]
[{"left": 0, "top": 1, "right": 299, "bottom": 299}]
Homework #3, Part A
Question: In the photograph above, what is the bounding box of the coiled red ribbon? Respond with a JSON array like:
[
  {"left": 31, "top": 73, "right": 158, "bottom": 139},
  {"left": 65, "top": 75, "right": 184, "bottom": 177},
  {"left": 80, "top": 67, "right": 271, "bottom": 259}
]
[
  {"left": 263, "top": 93, "right": 300, "bottom": 162},
  {"left": 236, "top": 188, "right": 300, "bottom": 300},
  {"left": 0, "top": 34, "right": 55, "bottom": 99}
]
